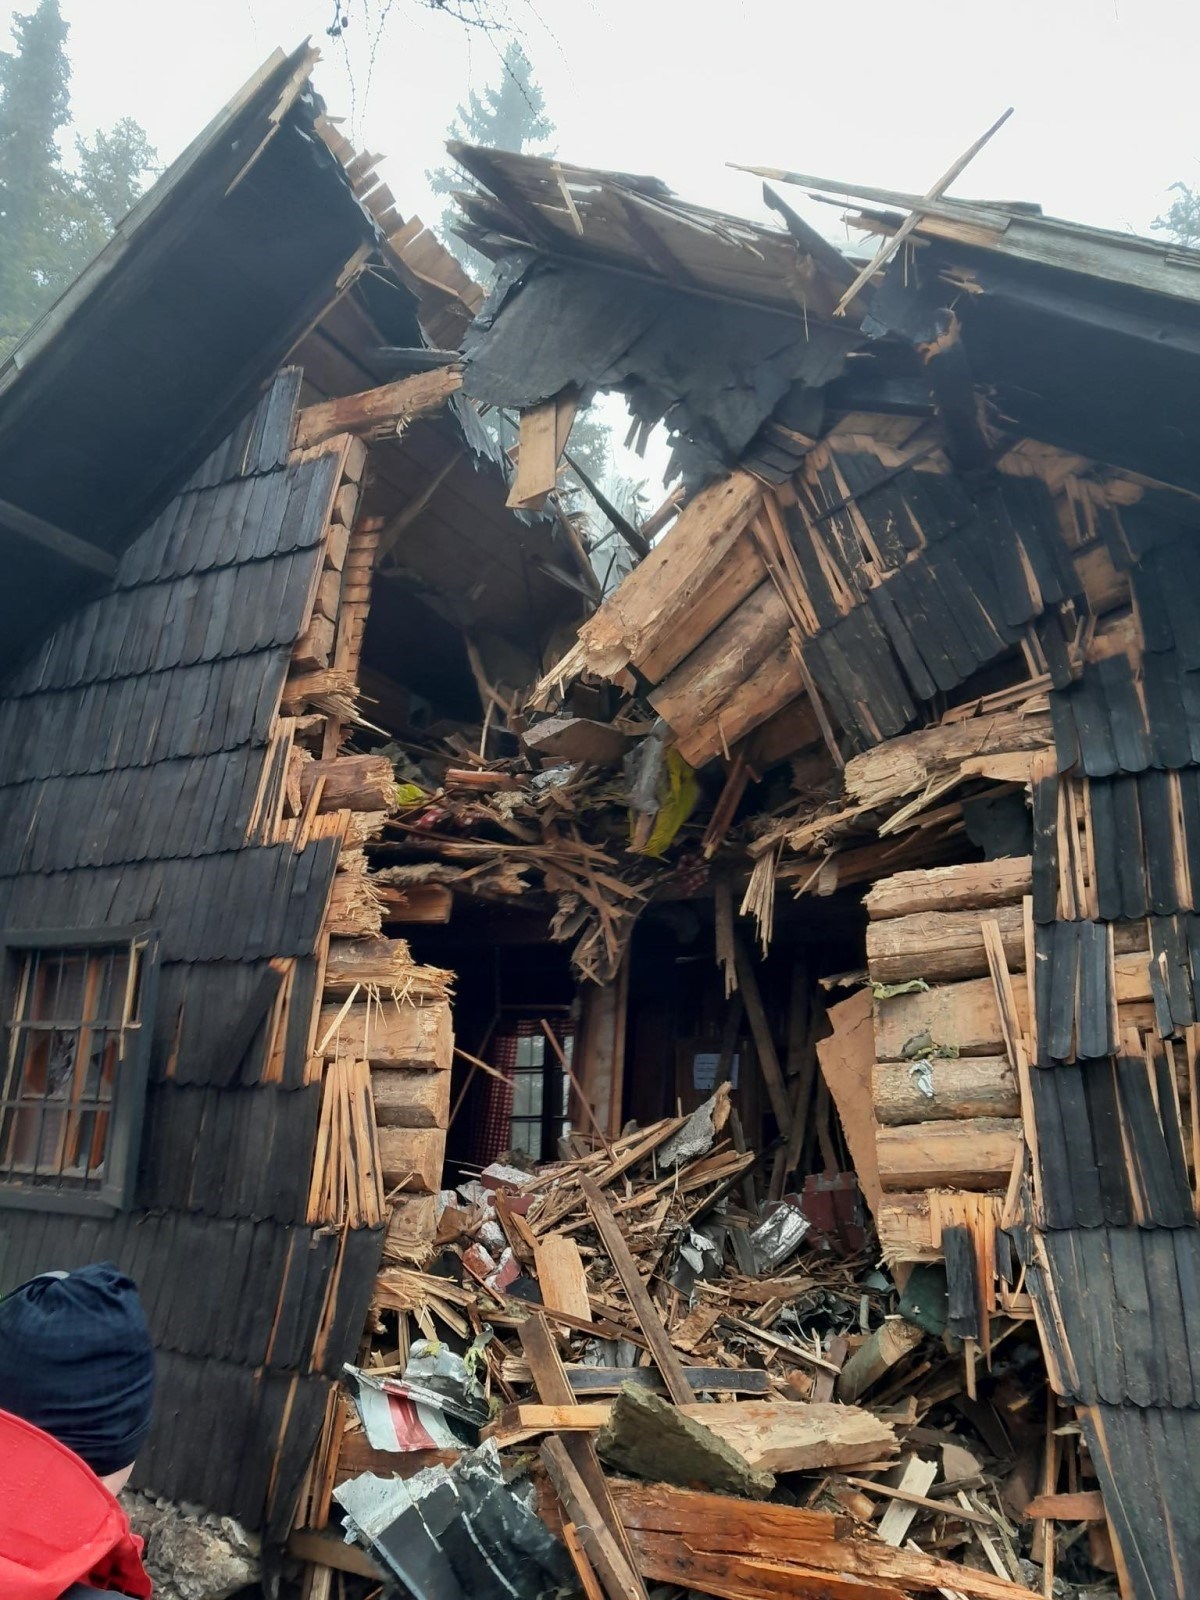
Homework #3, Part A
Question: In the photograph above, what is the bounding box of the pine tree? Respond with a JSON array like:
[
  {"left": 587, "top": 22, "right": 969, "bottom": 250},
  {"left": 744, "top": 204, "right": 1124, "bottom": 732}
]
[
  {"left": 1155, "top": 182, "right": 1200, "bottom": 250},
  {"left": 428, "top": 41, "right": 552, "bottom": 281},
  {"left": 0, "top": 0, "right": 156, "bottom": 355}
]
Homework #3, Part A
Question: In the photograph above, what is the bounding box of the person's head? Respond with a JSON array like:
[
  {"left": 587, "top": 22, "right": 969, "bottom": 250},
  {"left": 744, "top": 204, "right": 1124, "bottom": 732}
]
[{"left": 0, "top": 1262, "right": 154, "bottom": 1494}]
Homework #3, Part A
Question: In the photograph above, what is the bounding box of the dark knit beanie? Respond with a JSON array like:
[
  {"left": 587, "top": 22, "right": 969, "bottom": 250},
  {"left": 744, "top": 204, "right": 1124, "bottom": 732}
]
[{"left": 0, "top": 1262, "right": 155, "bottom": 1477}]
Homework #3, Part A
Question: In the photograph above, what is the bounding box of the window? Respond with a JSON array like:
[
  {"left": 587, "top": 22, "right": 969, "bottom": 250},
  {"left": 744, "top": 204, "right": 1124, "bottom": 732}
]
[
  {"left": 0, "top": 930, "right": 158, "bottom": 1214},
  {"left": 507, "top": 1030, "right": 572, "bottom": 1163}
]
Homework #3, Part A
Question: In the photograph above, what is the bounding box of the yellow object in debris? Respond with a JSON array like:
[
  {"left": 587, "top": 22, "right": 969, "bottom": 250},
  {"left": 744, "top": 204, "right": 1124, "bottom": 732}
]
[
  {"left": 631, "top": 747, "right": 699, "bottom": 858},
  {"left": 394, "top": 782, "right": 427, "bottom": 807}
]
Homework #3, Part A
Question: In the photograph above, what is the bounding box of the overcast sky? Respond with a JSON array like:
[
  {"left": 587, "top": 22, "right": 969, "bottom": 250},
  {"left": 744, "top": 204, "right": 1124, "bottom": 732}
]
[
  {"left": 25, "top": 0, "right": 1199, "bottom": 493},
  {"left": 43, "top": 0, "right": 1200, "bottom": 241}
]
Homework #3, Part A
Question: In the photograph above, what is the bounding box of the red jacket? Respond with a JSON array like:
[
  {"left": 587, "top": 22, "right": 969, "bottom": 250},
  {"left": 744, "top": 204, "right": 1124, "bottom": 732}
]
[{"left": 0, "top": 1410, "right": 152, "bottom": 1599}]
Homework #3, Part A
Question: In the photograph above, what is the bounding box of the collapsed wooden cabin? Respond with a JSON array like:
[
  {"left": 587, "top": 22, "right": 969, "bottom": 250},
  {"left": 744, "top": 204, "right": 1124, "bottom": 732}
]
[{"left": 2, "top": 42, "right": 1198, "bottom": 1600}]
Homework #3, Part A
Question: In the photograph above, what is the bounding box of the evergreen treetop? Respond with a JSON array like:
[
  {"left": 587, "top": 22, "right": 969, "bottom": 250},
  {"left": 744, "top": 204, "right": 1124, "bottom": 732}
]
[{"left": 0, "top": 0, "right": 156, "bottom": 355}]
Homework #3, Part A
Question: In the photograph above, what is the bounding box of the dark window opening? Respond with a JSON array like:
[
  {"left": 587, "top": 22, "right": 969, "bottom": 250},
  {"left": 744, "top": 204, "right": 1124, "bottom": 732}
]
[
  {"left": 507, "top": 1030, "right": 573, "bottom": 1163},
  {"left": 0, "top": 929, "right": 158, "bottom": 1214}
]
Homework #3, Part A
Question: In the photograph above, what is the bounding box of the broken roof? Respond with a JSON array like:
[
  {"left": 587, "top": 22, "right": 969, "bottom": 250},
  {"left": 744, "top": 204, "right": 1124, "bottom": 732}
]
[{"left": 452, "top": 144, "right": 1200, "bottom": 495}]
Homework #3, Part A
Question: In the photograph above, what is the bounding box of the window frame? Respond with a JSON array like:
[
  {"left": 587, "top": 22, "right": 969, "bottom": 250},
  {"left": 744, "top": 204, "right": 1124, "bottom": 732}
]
[
  {"left": 0, "top": 926, "right": 160, "bottom": 1217},
  {"left": 506, "top": 1026, "right": 573, "bottom": 1163}
]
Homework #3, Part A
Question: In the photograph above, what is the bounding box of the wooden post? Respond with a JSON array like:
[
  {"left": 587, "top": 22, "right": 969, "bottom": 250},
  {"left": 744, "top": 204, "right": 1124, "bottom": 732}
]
[
  {"left": 732, "top": 934, "right": 793, "bottom": 1140},
  {"left": 575, "top": 955, "right": 629, "bottom": 1141}
]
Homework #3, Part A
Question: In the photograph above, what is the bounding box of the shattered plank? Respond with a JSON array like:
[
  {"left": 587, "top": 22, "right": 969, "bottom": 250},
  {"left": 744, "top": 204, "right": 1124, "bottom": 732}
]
[
  {"left": 579, "top": 1176, "right": 695, "bottom": 1406},
  {"left": 541, "top": 1436, "right": 648, "bottom": 1600}
]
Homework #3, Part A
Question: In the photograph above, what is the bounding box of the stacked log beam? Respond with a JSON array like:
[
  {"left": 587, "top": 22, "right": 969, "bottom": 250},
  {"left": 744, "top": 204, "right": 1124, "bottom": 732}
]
[
  {"left": 867, "top": 860, "right": 1029, "bottom": 1261},
  {"left": 867, "top": 855, "right": 1159, "bottom": 1262}
]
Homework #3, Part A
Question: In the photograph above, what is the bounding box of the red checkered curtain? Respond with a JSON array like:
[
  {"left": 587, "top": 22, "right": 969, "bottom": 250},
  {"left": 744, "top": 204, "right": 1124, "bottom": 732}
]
[
  {"left": 469, "top": 1018, "right": 571, "bottom": 1168},
  {"left": 471, "top": 1027, "right": 520, "bottom": 1169}
]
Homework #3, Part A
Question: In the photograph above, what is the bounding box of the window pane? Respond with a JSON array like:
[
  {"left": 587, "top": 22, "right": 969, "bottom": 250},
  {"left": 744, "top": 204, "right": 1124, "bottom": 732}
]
[
  {"left": 93, "top": 950, "right": 132, "bottom": 1026},
  {"left": 511, "top": 1071, "right": 533, "bottom": 1118},
  {"left": 509, "top": 1119, "right": 540, "bottom": 1158}
]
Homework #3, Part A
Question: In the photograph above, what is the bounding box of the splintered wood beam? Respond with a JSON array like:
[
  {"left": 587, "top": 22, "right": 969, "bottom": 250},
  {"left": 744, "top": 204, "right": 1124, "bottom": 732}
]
[
  {"left": 541, "top": 1437, "right": 648, "bottom": 1600},
  {"left": 293, "top": 366, "right": 462, "bottom": 450},
  {"left": 610, "top": 1480, "right": 1038, "bottom": 1600},
  {"left": 521, "top": 1312, "right": 649, "bottom": 1600},
  {"left": 831, "top": 107, "right": 1014, "bottom": 315},
  {"left": 0, "top": 495, "right": 117, "bottom": 577},
  {"left": 579, "top": 1176, "right": 694, "bottom": 1407}
]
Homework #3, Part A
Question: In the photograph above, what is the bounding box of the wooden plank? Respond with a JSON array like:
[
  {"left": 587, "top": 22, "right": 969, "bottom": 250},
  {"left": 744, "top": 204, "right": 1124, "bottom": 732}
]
[
  {"left": 876, "top": 1118, "right": 1022, "bottom": 1192},
  {"left": 575, "top": 958, "right": 629, "bottom": 1141},
  {"left": 874, "top": 1457, "right": 941, "bottom": 1545},
  {"left": 618, "top": 1532, "right": 909, "bottom": 1600},
  {"left": 831, "top": 107, "right": 1014, "bottom": 314},
  {"left": 520, "top": 1311, "right": 647, "bottom": 1594},
  {"left": 1025, "top": 1491, "right": 1106, "bottom": 1522},
  {"left": 981, "top": 918, "right": 1040, "bottom": 1192},
  {"left": 677, "top": 631, "right": 810, "bottom": 768},
  {"left": 534, "top": 1233, "right": 593, "bottom": 1322},
  {"left": 845, "top": 1473, "right": 998, "bottom": 1531},
  {"left": 552, "top": 471, "right": 764, "bottom": 683},
  {"left": 610, "top": 1479, "right": 1038, "bottom": 1600},
  {"left": 288, "top": 1531, "right": 381, "bottom": 1580},
  {"left": 294, "top": 366, "right": 462, "bottom": 449},
  {"left": 562, "top": 1519, "right": 608, "bottom": 1600},
  {"left": 502, "top": 1365, "right": 769, "bottom": 1396},
  {"left": 507, "top": 399, "right": 561, "bottom": 510},
  {"left": 817, "top": 989, "right": 882, "bottom": 1215},
  {"left": 650, "top": 579, "right": 790, "bottom": 741},
  {"left": 580, "top": 1176, "right": 694, "bottom": 1406},
  {"left": 484, "top": 1402, "right": 611, "bottom": 1446},
  {"left": 639, "top": 535, "right": 767, "bottom": 684}
]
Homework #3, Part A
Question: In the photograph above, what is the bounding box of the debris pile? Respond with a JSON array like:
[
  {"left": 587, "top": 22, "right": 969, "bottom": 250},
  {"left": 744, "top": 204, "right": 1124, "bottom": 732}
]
[{"left": 316, "top": 1085, "right": 1117, "bottom": 1598}]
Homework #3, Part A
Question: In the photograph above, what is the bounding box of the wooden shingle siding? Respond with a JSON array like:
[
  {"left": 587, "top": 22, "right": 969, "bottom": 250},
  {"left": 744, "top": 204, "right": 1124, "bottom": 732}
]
[{"left": 0, "top": 372, "right": 381, "bottom": 1533}]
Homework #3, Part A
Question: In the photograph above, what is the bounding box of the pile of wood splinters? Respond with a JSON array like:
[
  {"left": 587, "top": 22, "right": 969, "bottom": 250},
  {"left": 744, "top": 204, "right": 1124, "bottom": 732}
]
[{"left": 320, "top": 1081, "right": 1118, "bottom": 1600}]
